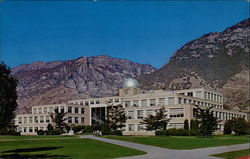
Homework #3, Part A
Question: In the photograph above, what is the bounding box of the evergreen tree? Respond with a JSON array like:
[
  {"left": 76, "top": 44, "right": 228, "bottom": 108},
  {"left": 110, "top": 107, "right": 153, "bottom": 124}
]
[
  {"left": 232, "top": 117, "right": 248, "bottom": 135},
  {"left": 141, "top": 106, "right": 170, "bottom": 131},
  {"left": 184, "top": 119, "right": 189, "bottom": 130},
  {"left": 195, "top": 105, "right": 218, "bottom": 137},
  {"left": 190, "top": 119, "right": 199, "bottom": 130},
  {"left": 49, "top": 108, "right": 67, "bottom": 132},
  {"left": 105, "top": 102, "right": 127, "bottom": 132},
  {"left": 223, "top": 120, "right": 233, "bottom": 134},
  {"left": 0, "top": 62, "right": 18, "bottom": 134}
]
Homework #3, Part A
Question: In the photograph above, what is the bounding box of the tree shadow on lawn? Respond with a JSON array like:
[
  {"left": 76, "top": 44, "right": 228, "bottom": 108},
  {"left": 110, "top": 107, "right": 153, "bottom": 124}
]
[{"left": 0, "top": 147, "right": 70, "bottom": 159}]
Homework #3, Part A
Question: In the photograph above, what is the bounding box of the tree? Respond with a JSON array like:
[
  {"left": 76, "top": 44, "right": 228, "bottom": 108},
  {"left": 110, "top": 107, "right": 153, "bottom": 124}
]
[
  {"left": 105, "top": 102, "right": 127, "bottom": 132},
  {"left": 232, "top": 117, "right": 248, "bottom": 135},
  {"left": 49, "top": 108, "right": 67, "bottom": 132},
  {"left": 195, "top": 105, "right": 218, "bottom": 137},
  {"left": 223, "top": 120, "right": 233, "bottom": 134},
  {"left": 141, "top": 106, "right": 170, "bottom": 131},
  {"left": 190, "top": 119, "right": 199, "bottom": 130},
  {"left": 0, "top": 62, "right": 18, "bottom": 134},
  {"left": 184, "top": 119, "right": 189, "bottom": 130}
]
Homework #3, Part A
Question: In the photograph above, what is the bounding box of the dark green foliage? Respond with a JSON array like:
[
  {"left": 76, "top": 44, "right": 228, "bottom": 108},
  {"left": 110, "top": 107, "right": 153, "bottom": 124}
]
[
  {"left": 190, "top": 119, "right": 200, "bottom": 135},
  {"left": 223, "top": 120, "right": 234, "bottom": 134},
  {"left": 141, "top": 106, "right": 170, "bottom": 131},
  {"left": 49, "top": 108, "right": 67, "bottom": 133},
  {"left": 247, "top": 120, "right": 250, "bottom": 135},
  {"left": 105, "top": 104, "right": 127, "bottom": 131},
  {"left": 232, "top": 118, "right": 248, "bottom": 135},
  {"left": 0, "top": 62, "right": 18, "bottom": 134},
  {"left": 47, "top": 123, "right": 54, "bottom": 131},
  {"left": 37, "top": 130, "right": 45, "bottom": 135},
  {"left": 156, "top": 128, "right": 190, "bottom": 136},
  {"left": 72, "top": 125, "right": 93, "bottom": 134},
  {"left": 195, "top": 105, "right": 218, "bottom": 137},
  {"left": 184, "top": 119, "right": 189, "bottom": 130}
]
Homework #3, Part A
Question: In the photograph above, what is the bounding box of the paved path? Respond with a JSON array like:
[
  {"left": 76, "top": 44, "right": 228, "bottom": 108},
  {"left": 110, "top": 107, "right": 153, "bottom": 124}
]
[{"left": 80, "top": 135, "right": 249, "bottom": 159}]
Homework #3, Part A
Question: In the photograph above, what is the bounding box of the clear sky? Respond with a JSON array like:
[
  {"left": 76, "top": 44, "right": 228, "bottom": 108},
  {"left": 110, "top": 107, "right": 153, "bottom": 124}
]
[{"left": 0, "top": 1, "right": 249, "bottom": 68}]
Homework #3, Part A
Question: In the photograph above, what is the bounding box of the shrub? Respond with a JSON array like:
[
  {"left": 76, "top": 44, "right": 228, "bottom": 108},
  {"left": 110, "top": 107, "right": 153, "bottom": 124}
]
[
  {"left": 112, "top": 130, "right": 123, "bottom": 136},
  {"left": 84, "top": 125, "right": 93, "bottom": 134},
  {"left": 37, "top": 130, "right": 45, "bottom": 135},
  {"left": 156, "top": 130, "right": 169, "bottom": 136},
  {"left": 224, "top": 120, "right": 233, "bottom": 134},
  {"left": 184, "top": 119, "right": 189, "bottom": 130},
  {"left": 233, "top": 118, "right": 248, "bottom": 135}
]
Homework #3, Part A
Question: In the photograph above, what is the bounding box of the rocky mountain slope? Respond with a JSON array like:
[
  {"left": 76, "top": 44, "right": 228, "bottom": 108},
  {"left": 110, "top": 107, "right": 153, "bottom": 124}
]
[
  {"left": 12, "top": 55, "right": 156, "bottom": 113},
  {"left": 138, "top": 18, "right": 249, "bottom": 110}
]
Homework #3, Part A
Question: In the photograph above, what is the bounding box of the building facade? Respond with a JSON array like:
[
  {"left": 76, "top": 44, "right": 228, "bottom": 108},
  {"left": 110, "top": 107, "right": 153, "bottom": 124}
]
[{"left": 15, "top": 78, "right": 247, "bottom": 135}]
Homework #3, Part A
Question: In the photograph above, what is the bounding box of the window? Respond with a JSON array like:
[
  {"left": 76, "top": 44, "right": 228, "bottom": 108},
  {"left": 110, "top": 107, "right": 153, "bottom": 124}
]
[
  {"left": 29, "top": 117, "right": 33, "bottom": 123},
  {"left": 168, "top": 97, "right": 175, "bottom": 105},
  {"left": 96, "top": 100, "right": 100, "bottom": 104},
  {"left": 23, "top": 117, "right": 27, "bottom": 124},
  {"left": 18, "top": 117, "right": 22, "bottom": 124},
  {"left": 178, "top": 98, "right": 182, "bottom": 104},
  {"left": 29, "top": 127, "right": 33, "bottom": 133},
  {"left": 146, "top": 110, "right": 154, "bottom": 117},
  {"left": 108, "top": 99, "right": 113, "bottom": 103},
  {"left": 34, "top": 127, "right": 38, "bottom": 132},
  {"left": 60, "top": 106, "right": 64, "bottom": 113},
  {"left": 80, "top": 102, "right": 83, "bottom": 105},
  {"left": 137, "top": 124, "right": 144, "bottom": 131},
  {"left": 33, "top": 108, "right": 37, "bottom": 114},
  {"left": 38, "top": 108, "right": 42, "bottom": 114},
  {"left": 169, "top": 108, "right": 184, "bottom": 118},
  {"left": 133, "top": 100, "right": 139, "bottom": 107},
  {"left": 187, "top": 92, "right": 193, "bottom": 97},
  {"left": 75, "top": 107, "right": 79, "bottom": 114},
  {"left": 68, "top": 107, "right": 72, "bottom": 113},
  {"left": 127, "top": 110, "right": 134, "bottom": 119},
  {"left": 68, "top": 117, "right": 72, "bottom": 123},
  {"left": 49, "top": 107, "right": 53, "bottom": 112},
  {"left": 196, "top": 91, "right": 202, "bottom": 98},
  {"left": 137, "top": 110, "right": 144, "bottom": 119},
  {"left": 23, "top": 127, "right": 27, "bottom": 133},
  {"left": 46, "top": 115, "right": 50, "bottom": 123},
  {"left": 128, "top": 124, "right": 135, "bottom": 131},
  {"left": 150, "top": 99, "right": 156, "bottom": 106},
  {"left": 40, "top": 116, "right": 44, "bottom": 123},
  {"left": 34, "top": 116, "right": 38, "bottom": 123},
  {"left": 81, "top": 108, "right": 85, "bottom": 114},
  {"left": 125, "top": 101, "right": 130, "bottom": 107},
  {"left": 75, "top": 117, "right": 79, "bottom": 123},
  {"left": 141, "top": 99, "right": 147, "bottom": 107},
  {"left": 43, "top": 107, "right": 48, "bottom": 114},
  {"left": 159, "top": 98, "right": 165, "bottom": 106},
  {"left": 205, "top": 92, "right": 208, "bottom": 99},
  {"left": 184, "top": 99, "right": 187, "bottom": 104},
  {"left": 85, "top": 101, "right": 89, "bottom": 105},
  {"left": 115, "top": 98, "right": 119, "bottom": 102},
  {"left": 81, "top": 117, "right": 85, "bottom": 123},
  {"left": 90, "top": 101, "right": 94, "bottom": 104}
]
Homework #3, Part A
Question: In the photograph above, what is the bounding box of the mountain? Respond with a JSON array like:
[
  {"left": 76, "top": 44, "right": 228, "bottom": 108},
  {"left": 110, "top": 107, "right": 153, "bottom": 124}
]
[
  {"left": 138, "top": 18, "right": 249, "bottom": 110},
  {"left": 12, "top": 55, "right": 156, "bottom": 113}
]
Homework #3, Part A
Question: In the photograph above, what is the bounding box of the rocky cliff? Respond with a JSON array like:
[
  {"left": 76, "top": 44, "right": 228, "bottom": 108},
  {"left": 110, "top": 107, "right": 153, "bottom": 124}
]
[{"left": 12, "top": 55, "right": 156, "bottom": 113}]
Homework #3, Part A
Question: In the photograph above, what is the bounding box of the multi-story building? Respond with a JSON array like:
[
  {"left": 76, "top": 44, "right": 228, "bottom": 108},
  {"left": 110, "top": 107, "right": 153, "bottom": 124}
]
[{"left": 15, "top": 78, "right": 247, "bottom": 135}]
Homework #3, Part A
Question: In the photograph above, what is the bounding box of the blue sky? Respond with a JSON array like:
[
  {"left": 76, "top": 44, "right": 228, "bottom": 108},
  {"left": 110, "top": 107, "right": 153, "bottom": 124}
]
[{"left": 0, "top": 1, "right": 249, "bottom": 68}]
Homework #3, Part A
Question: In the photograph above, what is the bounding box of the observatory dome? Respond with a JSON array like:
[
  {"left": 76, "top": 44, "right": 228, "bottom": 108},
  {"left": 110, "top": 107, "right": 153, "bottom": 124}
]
[{"left": 123, "top": 78, "right": 140, "bottom": 88}]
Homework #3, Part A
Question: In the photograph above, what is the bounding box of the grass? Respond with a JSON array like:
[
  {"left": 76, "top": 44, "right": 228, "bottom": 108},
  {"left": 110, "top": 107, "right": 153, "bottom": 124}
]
[
  {"left": 211, "top": 149, "right": 250, "bottom": 159},
  {"left": 0, "top": 135, "right": 77, "bottom": 140},
  {"left": 104, "top": 135, "right": 249, "bottom": 150},
  {"left": 0, "top": 136, "right": 146, "bottom": 159}
]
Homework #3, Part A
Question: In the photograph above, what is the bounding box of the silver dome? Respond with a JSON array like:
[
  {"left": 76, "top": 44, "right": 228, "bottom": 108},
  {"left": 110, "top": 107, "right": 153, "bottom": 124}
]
[{"left": 123, "top": 78, "right": 139, "bottom": 88}]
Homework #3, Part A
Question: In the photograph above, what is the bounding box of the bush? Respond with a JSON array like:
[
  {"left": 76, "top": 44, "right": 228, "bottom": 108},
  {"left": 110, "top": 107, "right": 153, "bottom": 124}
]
[
  {"left": 233, "top": 118, "right": 248, "bottom": 135},
  {"left": 156, "top": 130, "right": 169, "bottom": 136},
  {"left": 184, "top": 119, "right": 189, "bottom": 130},
  {"left": 37, "top": 130, "right": 45, "bottom": 135},
  {"left": 47, "top": 129, "right": 63, "bottom": 135},
  {"left": 84, "top": 125, "right": 93, "bottom": 134},
  {"left": 0, "top": 130, "right": 20, "bottom": 136},
  {"left": 189, "top": 129, "right": 200, "bottom": 136},
  {"left": 156, "top": 129, "right": 190, "bottom": 136},
  {"left": 224, "top": 120, "right": 233, "bottom": 134},
  {"left": 112, "top": 130, "right": 123, "bottom": 136}
]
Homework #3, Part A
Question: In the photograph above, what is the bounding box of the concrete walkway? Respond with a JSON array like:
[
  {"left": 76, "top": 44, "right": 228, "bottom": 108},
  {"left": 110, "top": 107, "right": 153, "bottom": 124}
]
[{"left": 80, "top": 135, "right": 249, "bottom": 159}]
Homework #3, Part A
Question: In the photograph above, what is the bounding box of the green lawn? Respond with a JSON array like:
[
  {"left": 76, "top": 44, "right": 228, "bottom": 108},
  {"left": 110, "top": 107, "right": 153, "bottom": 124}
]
[
  {"left": 0, "top": 136, "right": 145, "bottom": 159},
  {"left": 211, "top": 149, "right": 250, "bottom": 159},
  {"left": 104, "top": 135, "right": 249, "bottom": 150},
  {"left": 0, "top": 135, "right": 77, "bottom": 140}
]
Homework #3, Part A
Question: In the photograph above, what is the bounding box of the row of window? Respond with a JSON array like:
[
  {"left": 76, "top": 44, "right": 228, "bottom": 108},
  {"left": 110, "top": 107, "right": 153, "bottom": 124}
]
[
  {"left": 204, "top": 91, "right": 222, "bottom": 102},
  {"left": 18, "top": 116, "right": 50, "bottom": 124},
  {"left": 67, "top": 117, "right": 85, "bottom": 124},
  {"left": 127, "top": 123, "right": 185, "bottom": 131},
  {"left": 17, "top": 126, "right": 46, "bottom": 133},
  {"left": 177, "top": 98, "right": 223, "bottom": 109},
  {"left": 124, "top": 97, "right": 175, "bottom": 108},
  {"left": 33, "top": 107, "right": 85, "bottom": 114},
  {"left": 71, "top": 98, "right": 120, "bottom": 106},
  {"left": 126, "top": 108, "right": 185, "bottom": 120}
]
